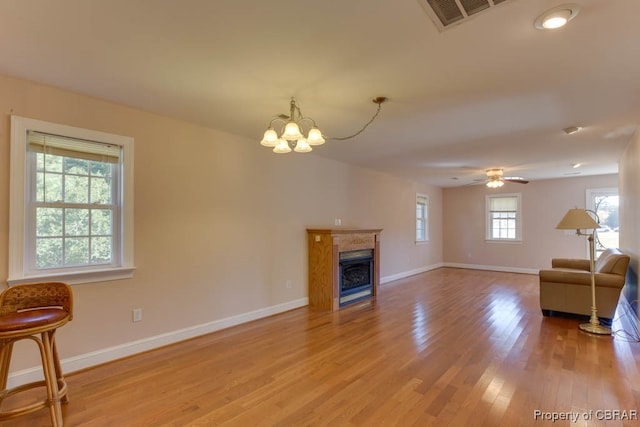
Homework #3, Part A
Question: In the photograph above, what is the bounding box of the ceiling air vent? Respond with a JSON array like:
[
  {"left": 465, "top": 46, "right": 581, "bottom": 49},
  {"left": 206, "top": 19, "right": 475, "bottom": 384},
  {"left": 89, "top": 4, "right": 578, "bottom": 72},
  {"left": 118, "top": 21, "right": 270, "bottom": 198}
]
[{"left": 418, "top": 0, "right": 512, "bottom": 31}]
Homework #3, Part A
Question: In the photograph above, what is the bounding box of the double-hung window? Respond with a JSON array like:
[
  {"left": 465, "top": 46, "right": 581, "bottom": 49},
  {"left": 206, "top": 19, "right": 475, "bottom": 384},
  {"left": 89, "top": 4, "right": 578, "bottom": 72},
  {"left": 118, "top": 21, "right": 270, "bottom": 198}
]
[
  {"left": 9, "top": 116, "right": 134, "bottom": 285},
  {"left": 416, "top": 194, "right": 428, "bottom": 242},
  {"left": 586, "top": 188, "right": 619, "bottom": 257},
  {"left": 486, "top": 193, "right": 521, "bottom": 241}
]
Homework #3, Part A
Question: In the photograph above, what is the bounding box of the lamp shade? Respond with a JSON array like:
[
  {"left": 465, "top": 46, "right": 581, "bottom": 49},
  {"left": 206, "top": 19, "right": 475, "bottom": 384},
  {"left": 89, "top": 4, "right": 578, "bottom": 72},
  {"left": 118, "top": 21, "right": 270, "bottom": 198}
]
[
  {"left": 260, "top": 128, "right": 279, "bottom": 147},
  {"left": 273, "top": 139, "right": 292, "bottom": 154},
  {"left": 293, "top": 139, "right": 312, "bottom": 153},
  {"left": 282, "top": 122, "right": 303, "bottom": 141},
  {"left": 556, "top": 208, "right": 599, "bottom": 230},
  {"left": 307, "top": 128, "right": 325, "bottom": 145}
]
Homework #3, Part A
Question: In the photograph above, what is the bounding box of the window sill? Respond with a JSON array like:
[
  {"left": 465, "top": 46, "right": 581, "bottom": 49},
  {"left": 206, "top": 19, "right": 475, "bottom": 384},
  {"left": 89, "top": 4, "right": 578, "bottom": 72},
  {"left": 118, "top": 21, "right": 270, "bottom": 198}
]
[
  {"left": 415, "top": 240, "right": 430, "bottom": 245},
  {"left": 485, "top": 239, "right": 522, "bottom": 244},
  {"left": 7, "top": 266, "right": 136, "bottom": 286}
]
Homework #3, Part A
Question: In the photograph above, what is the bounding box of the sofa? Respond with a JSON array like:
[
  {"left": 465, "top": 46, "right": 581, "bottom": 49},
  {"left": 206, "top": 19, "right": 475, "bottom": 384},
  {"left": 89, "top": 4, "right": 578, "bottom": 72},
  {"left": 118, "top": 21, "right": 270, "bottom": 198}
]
[{"left": 539, "top": 248, "right": 630, "bottom": 323}]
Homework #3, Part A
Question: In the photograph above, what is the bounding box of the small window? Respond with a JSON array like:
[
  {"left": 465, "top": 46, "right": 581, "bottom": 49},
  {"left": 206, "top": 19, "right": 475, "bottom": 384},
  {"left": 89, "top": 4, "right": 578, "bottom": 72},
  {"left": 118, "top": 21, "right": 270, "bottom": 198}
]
[
  {"left": 416, "top": 194, "right": 428, "bottom": 242},
  {"left": 9, "top": 116, "right": 135, "bottom": 285},
  {"left": 486, "top": 193, "right": 521, "bottom": 241}
]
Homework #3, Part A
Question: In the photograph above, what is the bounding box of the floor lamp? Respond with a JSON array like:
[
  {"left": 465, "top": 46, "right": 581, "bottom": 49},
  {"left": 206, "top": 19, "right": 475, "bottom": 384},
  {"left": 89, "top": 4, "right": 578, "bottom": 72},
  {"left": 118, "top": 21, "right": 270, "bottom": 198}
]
[{"left": 556, "top": 208, "right": 611, "bottom": 335}]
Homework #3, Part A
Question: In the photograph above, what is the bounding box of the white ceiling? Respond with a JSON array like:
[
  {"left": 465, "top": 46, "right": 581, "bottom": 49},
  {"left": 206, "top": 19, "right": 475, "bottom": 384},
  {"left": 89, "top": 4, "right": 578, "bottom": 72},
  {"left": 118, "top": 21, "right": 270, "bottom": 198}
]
[{"left": 1, "top": 0, "right": 638, "bottom": 187}]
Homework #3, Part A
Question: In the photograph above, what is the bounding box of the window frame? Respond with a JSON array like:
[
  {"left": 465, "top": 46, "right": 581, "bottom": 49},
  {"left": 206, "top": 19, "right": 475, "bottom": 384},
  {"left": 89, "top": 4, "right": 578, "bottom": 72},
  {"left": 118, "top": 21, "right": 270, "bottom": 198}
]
[
  {"left": 586, "top": 187, "right": 619, "bottom": 258},
  {"left": 485, "top": 193, "right": 522, "bottom": 242},
  {"left": 9, "top": 116, "right": 135, "bottom": 285},
  {"left": 416, "top": 194, "right": 429, "bottom": 243}
]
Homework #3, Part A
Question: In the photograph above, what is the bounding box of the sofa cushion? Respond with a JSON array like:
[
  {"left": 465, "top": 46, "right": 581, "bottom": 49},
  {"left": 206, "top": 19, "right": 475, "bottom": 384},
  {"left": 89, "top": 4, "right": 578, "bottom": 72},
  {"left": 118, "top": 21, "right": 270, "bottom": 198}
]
[
  {"left": 595, "top": 248, "right": 630, "bottom": 275},
  {"left": 539, "top": 268, "right": 625, "bottom": 289}
]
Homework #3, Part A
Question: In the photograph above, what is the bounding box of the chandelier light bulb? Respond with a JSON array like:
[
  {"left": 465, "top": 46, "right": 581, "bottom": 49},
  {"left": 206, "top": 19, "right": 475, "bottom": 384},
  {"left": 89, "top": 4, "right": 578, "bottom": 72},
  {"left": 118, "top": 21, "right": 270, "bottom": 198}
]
[
  {"left": 260, "top": 128, "right": 279, "bottom": 147},
  {"left": 282, "top": 122, "right": 303, "bottom": 141},
  {"left": 294, "top": 139, "right": 312, "bottom": 153},
  {"left": 307, "top": 128, "right": 325, "bottom": 146},
  {"left": 273, "top": 139, "right": 292, "bottom": 154}
]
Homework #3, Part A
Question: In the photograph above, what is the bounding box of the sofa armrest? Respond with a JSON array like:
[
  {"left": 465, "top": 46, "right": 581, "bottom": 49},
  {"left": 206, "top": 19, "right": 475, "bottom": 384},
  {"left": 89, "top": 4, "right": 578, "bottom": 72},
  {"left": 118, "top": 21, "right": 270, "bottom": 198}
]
[
  {"left": 539, "top": 269, "right": 626, "bottom": 289},
  {"left": 551, "top": 258, "right": 591, "bottom": 271}
]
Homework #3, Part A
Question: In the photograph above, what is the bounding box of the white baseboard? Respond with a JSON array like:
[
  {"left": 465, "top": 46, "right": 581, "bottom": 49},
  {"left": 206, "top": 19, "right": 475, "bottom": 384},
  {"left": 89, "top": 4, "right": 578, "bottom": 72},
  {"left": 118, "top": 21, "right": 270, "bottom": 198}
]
[
  {"left": 381, "top": 262, "right": 445, "bottom": 284},
  {"left": 7, "top": 297, "right": 309, "bottom": 388},
  {"left": 442, "top": 262, "right": 539, "bottom": 275}
]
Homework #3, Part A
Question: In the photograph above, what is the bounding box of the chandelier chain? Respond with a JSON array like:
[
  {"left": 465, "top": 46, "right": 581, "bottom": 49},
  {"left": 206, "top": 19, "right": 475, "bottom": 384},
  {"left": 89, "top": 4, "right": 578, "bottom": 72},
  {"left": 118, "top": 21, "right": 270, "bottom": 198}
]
[{"left": 327, "top": 101, "right": 384, "bottom": 141}]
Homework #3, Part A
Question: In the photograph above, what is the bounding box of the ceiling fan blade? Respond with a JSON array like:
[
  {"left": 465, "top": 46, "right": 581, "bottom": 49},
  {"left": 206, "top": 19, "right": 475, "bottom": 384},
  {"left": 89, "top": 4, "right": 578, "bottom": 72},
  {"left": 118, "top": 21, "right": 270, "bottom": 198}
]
[
  {"left": 462, "top": 179, "right": 487, "bottom": 186},
  {"left": 504, "top": 177, "right": 529, "bottom": 184}
]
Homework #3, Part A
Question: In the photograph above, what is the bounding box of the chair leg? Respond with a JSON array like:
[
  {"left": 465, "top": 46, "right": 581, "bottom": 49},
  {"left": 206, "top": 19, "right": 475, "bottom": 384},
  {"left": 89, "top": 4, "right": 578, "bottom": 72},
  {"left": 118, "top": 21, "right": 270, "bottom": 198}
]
[
  {"left": 0, "top": 339, "right": 14, "bottom": 394},
  {"left": 52, "top": 338, "right": 69, "bottom": 404},
  {"left": 40, "top": 330, "right": 64, "bottom": 427}
]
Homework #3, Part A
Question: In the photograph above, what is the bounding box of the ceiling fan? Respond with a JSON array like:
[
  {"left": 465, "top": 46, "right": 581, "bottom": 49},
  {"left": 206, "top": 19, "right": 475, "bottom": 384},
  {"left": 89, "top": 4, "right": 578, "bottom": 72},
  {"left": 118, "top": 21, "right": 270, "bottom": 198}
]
[{"left": 478, "top": 168, "right": 529, "bottom": 188}]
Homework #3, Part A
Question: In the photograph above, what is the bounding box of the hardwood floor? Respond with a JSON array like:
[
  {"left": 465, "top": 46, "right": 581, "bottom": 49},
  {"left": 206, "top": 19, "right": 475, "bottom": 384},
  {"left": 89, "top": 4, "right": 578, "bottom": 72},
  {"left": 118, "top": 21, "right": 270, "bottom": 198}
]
[{"left": 3, "top": 268, "right": 640, "bottom": 426}]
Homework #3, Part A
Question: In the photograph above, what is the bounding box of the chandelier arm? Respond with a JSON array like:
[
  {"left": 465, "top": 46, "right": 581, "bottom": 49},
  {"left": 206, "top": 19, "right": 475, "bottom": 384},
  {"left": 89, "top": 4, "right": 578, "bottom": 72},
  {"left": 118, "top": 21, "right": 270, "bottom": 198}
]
[
  {"left": 325, "top": 100, "right": 384, "bottom": 141},
  {"left": 297, "top": 117, "right": 319, "bottom": 128},
  {"left": 268, "top": 117, "right": 287, "bottom": 129}
]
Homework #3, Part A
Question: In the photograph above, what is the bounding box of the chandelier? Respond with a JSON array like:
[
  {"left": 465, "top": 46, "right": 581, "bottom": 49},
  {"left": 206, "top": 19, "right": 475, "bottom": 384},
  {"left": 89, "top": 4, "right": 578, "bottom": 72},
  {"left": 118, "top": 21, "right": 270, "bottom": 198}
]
[{"left": 260, "top": 97, "right": 387, "bottom": 154}]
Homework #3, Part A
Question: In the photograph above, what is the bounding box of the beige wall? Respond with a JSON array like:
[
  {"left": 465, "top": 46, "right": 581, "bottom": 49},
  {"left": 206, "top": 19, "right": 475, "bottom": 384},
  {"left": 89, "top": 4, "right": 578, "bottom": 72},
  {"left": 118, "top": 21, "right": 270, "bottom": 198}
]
[
  {"left": 0, "top": 74, "right": 443, "bottom": 375},
  {"left": 619, "top": 130, "right": 640, "bottom": 324},
  {"left": 442, "top": 174, "right": 619, "bottom": 271}
]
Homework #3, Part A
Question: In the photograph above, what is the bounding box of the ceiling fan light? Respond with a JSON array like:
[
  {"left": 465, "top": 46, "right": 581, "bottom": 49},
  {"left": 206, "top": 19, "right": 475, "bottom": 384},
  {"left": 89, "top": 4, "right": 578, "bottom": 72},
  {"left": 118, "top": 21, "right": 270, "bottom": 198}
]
[{"left": 486, "top": 179, "right": 504, "bottom": 188}]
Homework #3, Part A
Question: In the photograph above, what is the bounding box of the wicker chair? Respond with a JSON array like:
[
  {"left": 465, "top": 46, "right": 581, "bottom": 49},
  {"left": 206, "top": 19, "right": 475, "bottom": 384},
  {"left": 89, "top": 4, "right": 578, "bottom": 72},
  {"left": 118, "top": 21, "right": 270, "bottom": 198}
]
[{"left": 0, "top": 282, "right": 73, "bottom": 426}]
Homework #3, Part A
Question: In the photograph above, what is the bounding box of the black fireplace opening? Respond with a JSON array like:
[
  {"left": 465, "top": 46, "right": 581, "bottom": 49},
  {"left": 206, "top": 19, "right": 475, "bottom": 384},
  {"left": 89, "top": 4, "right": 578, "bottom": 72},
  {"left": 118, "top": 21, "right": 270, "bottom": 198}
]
[{"left": 339, "top": 249, "right": 373, "bottom": 306}]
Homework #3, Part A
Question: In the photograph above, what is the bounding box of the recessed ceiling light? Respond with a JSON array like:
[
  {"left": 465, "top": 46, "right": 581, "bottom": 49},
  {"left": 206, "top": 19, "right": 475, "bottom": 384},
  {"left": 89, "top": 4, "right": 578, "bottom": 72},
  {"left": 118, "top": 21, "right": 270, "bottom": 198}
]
[
  {"left": 572, "top": 163, "right": 582, "bottom": 168},
  {"left": 535, "top": 4, "right": 580, "bottom": 30},
  {"left": 563, "top": 126, "right": 583, "bottom": 135}
]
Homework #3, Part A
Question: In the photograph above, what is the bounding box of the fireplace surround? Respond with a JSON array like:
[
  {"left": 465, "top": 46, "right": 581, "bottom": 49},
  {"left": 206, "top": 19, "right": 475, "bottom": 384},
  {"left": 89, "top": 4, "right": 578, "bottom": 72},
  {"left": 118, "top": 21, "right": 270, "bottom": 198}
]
[{"left": 307, "top": 228, "right": 382, "bottom": 311}]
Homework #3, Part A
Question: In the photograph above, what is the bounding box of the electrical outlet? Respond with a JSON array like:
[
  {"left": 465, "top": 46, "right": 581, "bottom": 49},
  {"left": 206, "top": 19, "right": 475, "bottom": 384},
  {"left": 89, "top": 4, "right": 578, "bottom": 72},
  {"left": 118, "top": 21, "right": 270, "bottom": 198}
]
[
  {"left": 132, "top": 308, "right": 142, "bottom": 322},
  {"left": 286, "top": 280, "right": 292, "bottom": 289}
]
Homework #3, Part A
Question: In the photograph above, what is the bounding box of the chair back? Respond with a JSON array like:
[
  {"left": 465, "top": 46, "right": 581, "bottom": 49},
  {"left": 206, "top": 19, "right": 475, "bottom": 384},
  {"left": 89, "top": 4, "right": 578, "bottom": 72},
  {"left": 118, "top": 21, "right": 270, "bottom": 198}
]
[{"left": 0, "top": 282, "right": 73, "bottom": 320}]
